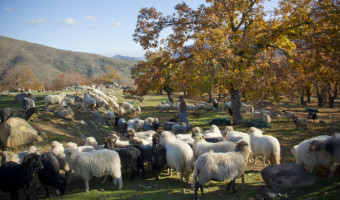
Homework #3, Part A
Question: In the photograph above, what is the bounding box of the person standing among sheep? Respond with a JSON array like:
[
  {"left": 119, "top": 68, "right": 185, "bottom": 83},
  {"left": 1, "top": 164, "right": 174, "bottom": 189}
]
[{"left": 178, "top": 96, "right": 189, "bottom": 126}]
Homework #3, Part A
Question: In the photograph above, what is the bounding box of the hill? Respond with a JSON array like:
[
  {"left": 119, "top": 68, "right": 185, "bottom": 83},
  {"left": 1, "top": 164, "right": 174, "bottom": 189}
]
[
  {"left": 0, "top": 36, "right": 137, "bottom": 86},
  {"left": 112, "top": 54, "right": 144, "bottom": 61}
]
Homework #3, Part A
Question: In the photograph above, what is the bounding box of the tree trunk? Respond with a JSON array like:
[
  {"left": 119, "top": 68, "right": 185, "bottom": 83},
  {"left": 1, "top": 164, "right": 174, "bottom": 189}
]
[
  {"left": 315, "top": 84, "right": 326, "bottom": 107},
  {"left": 306, "top": 86, "right": 311, "bottom": 103},
  {"left": 184, "top": 91, "right": 187, "bottom": 96},
  {"left": 300, "top": 89, "right": 305, "bottom": 105},
  {"left": 208, "top": 93, "right": 212, "bottom": 102},
  {"left": 230, "top": 88, "right": 243, "bottom": 125},
  {"left": 164, "top": 85, "right": 173, "bottom": 103},
  {"left": 328, "top": 82, "right": 338, "bottom": 108}
]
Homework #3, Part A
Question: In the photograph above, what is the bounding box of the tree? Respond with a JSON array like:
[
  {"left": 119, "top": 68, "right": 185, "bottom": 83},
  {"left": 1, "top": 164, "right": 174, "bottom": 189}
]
[
  {"left": 134, "top": 0, "right": 313, "bottom": 124},
  {"left": 101, "top": 65, "right": 121, "bottom": 84},
  {"left": 0, "top": 65, "right": 43, "bottom": 91}
]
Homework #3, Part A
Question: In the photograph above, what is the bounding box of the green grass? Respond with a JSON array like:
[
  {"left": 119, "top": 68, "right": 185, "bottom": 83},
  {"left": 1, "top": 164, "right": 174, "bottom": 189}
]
[{"left": 0, "top": 91, "right": 340, "bottom": 200}]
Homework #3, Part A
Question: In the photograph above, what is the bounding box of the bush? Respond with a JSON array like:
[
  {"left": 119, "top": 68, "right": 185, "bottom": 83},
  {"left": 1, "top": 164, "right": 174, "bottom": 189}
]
[
  {"left": 306, "top": 108, "right": 319, "bottom": 113},
  {"left": 209, "top": 117, "right": 231, "bottom": 126},
  {"left": 244, "top": 119, "right": 270, "bottom": 129}
]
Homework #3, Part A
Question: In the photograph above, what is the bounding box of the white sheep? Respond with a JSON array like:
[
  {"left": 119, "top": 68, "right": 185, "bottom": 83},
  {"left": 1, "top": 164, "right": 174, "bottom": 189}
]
[
  {"left": 66, "top": 142, "right": 95, "bottom": 152},
  {"left": 192, "top": 141, "right": 251, "bottom": 198},
  {"left": 241, "top": 103, "right": 254, "bottom": 113},
  {"left": 160, "top": 131, "right": 193, "bottom": 182},
  {"left": 196, "top": 103, "right": 206, "bottom": 111},
  {"left": 10, "top": 146, "right": 40, "bottom": 164},
  {"left": 175, "top": 133, "right": 195, "bottom": 146},
  {"left": 118, "top": 106, "right": 126, "bottom": 116},
  {"left": 64, "top": 147, "right": 122, "bottom": 191},
  {"left": 159, "top": 103, "right": 171, "bottom": 112},
  {"left": 293, "top": 135, "right": 338, "bottom": 177},
  {"left": 248, "top": 127, "right": 280, "bottom": 167},
  {"left": 84, "top": 137, "right": 104, "bottom": 150},
  {"left": 293, "top": 116, "right": 308, "bottom": 130},
  {"left": 127, "top": 128, "right": 156, "bottom": 143},
  {"left": 263, "top": 114, "right": 272, "bottom": 124},
  {"left": 203, "top": 125, "right": 222, "bottom": 138},
  {"left": 193, "top": 133, "right": 236, "bottom": 161},
  {"left": 252, "top": 110, "right": 263, "bottom": 119},
  {"left": 44, "top": 93, "right": 66, "bottom": 111},
  {"left": 187, "top": 104, "right": 197, "bottom": 112},
  {"left": 51, "top": 141, "right": 71, "bottom": 179},
  {"left": 222, "top": 126, "right": 250, "bottom": 144}
]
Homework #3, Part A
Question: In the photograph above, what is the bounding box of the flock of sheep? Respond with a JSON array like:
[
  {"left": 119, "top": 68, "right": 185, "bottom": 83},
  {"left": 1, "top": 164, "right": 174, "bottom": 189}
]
[{"left": 0, "top": 89, "right": 339, "bottom": 200}]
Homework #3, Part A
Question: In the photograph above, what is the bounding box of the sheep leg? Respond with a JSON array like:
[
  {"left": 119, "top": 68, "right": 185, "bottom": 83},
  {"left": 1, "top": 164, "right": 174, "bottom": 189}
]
[
  {"left": 231, "top": 179, "right": 236, "bottom": 193},
  {"left": 101, "top": 176, "right": 108, "bottom": 184},
  {"left": 200, "top": 184, "right": 204, "bottom": 195},
  {"left": 129, "top": 169, "right": 136, "bottom": 181},
  {"left": 194, "top": 181, "right": 199, "bottom": 200},
  {"left": 85, "top": 178, "right": 90, "bottom": 192},
  {"left": 242, "top": 174, "right": 245, "bottom": 185},
  {"left": 262, "top": 156, "right": 267, "bottom": 167}
]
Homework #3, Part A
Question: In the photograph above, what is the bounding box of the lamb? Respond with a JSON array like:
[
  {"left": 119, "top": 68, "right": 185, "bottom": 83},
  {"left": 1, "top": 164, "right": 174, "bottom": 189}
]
[
  {"left": 38, "top": 152, "right": 67, "bottom": 197},
  {"left": 293, "top": 116, "right": 308, "bottom": 130},
  {"left": 192, "top": 133, "right": 236, "bottom": 160},
  {"left": 22, "top": 97, "right": 35, "bottom": 111},
  {"left": 192, "top": 141, "right": 251, "bottom": 199},
  {"left": 64, "top": 147, "right": 122, "bottom": 191},
  {"left": 44, "top": 93, "right": 66, "bottom": 111},
  {"left": 65, "top": 142, "right": 95, "bottom": 152},
  {"left": 104, "top": 135, "right": 144, "bottom": 180},
  {"left": 172, "top": 124, "right": 193, "bottom": 134},
  {"left": 248, "top": 127, "right": 280, "bottom": 167},
  {"left": 0, "top": 107, "right": 36, "bottom": 123},
  {"left": 282, "top": 109, "right": 296, "bottom": 121},
  {"left": 203, "top": 125, "right": 223, "bottom": 138},
  {"left": 150, "top": 134, "right": 167, "bottom": 180},
  {"left": 160, "top": 131, "right": 193, "bottom": 182},
  {"left": 294, "top": 134, "right": 339, "bottom": 176},
  {"left": 0, "top": 154, "right": 42, "bottom": 200}
]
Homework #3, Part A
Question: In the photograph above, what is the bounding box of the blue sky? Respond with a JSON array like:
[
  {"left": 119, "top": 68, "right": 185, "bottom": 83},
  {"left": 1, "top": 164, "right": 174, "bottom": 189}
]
[{"left": 0, "top": 0, "right": 278, "bottom": 58}]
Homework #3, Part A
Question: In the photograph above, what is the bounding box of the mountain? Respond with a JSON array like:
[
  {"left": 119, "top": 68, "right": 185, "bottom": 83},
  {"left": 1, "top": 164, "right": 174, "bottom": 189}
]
[
  {"left": 0, "top": 36, "right": 137, "bottom": 86},
  {"left": 112, "top": 54, "right": 144, "bottom": 61}
]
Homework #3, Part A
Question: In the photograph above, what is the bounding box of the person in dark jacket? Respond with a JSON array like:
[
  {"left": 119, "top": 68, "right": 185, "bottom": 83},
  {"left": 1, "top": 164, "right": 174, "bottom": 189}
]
[{"left": 178, "top": 96, "right": 189, "bottom": 126}]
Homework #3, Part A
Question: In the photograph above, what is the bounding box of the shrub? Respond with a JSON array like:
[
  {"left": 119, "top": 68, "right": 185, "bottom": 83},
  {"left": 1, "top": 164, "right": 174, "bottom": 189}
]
[
  {"left": 244, "top": 119, "right": 270, "bottom": 129},
  {"left": 209, "top": 117, "right": 231, "bottom": 126},
  {"left": 305, "top": 108, "right": 319, "bottom": 113}
]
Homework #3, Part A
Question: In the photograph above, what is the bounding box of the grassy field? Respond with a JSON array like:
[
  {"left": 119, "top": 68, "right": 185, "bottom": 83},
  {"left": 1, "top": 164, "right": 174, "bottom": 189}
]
[{"left": 0, "top": 90, "right": 339, "bottom": 200}]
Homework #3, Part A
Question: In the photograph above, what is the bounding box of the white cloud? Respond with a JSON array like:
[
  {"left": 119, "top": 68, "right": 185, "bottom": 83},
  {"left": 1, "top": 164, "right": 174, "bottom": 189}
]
[
  {"left": 84, "top": 15, "right": 98, "bottom": 22},
  {"left": 115, "top": 22, "right": 123, "bottom": 27},
  {"left": 25, "top": 18, "right": 49, "bottom": 25},
  {"left": 62, "top": 18, "right": 80, "bottom": 25},
  {"left": 5, "top": 7, "right": 13, "bottom": 12}
]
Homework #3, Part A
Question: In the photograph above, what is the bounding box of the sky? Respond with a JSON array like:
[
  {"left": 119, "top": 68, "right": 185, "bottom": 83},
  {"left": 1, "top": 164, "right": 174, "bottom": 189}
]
[{"left": 0, "top": 0, "right": 278, "bottom": 58}]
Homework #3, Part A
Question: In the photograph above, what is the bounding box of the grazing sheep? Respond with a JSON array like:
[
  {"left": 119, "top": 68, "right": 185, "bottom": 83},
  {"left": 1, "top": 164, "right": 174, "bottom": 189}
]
[
  {"left": 22, "top": 97, "right": 35, "bottom": 111},
  {"left": 196, "top": 103, "right": 206, "bottom": 111},
  {"left": 193, "top": 133, "right": 236, "bottom": 160},
  {"left": 252, "top": 110, "right": 263, "bottom": 119},
  {"left": 176, "top": 133, "right": 195, "bottom": 146},
  {"left": 38, "top": 152, "right": 67, "bottom": 197},
  {"left": 249, "top": 127, "right": 280, "bottom": 167},
  {"left": 143, "top": 119, "right": 160, "bottom": 131},
  {"left": 203, "top": 125, "right": 223, "bottom": 138},
  {"left": 104, "top": 135, "right": 144, "bottom": 180},
  {"left": 222, "top": 126, "right": 250, "bottom": 144},
  {"left": 44, "top": 93, "right": 66, "bottom": 111},
  {"left": 65, "top": 142, "right": 95, "bottom": 152},
  {"left": 241, "top": 103, "right": 254, "bottom": 113},
  {"left": 294, "top": 134, "right": 339, "bottom": 176},
  {"left": 0, "top": 107, "right": 36, "bottom": 123},
  {"left": 192, "top": 141, "right": 251, "bottom": 199},
  {"left": 282, "top": 110, "right": 296, "bottom": 121},
  {"left": 118, "top": 106, "right": 126, "bottom": 116},
  {"left": 160, "top": 131, "right": 193, "bottom": 182},
  {"left": 0, "top": 154, "right": 42, "bottom": 200},
  {"left": 293, "top": 116, "right": 308, "bottom": 130},
  {"left": 64, "top": 147, "right": 122, "bottom": 191},
  {"left": 319, "top": 120, "right": 328, "bottom": 126},
  {"left": 187, "top": 104, "right": 197, "bottom": 112},
  {"left": 118, "top": 118, "right": 128, "bottom": 131},
  {"left": 150, "top": 134, "right": 167, "bottom": 180},
  {"left": 159, "top": 103, "right": 171, "bottom": 112},
  {"left": 172, "top": 124, "right": 193, "bottom": 134},
  {"left": 83, "top": 92, "right": 96, "bottom": 109},
  {"left": 106, "top": 111, "right": 115, "bottom": 127}
]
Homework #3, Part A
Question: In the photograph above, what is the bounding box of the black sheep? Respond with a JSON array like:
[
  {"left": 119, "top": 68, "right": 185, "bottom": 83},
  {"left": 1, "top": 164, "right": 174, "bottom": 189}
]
[
  {"left": 0, "top": 107, "right": 36, "bottom": 123},
  {"left": 228, "top": 107, "right": 233, "bottom": 116},
  {"left": 0, "top": 153, "right": 42, "bottom": 200},
  {"left": 104, "top": 135, "right": 145, "bottom": 180},
  {"left": 307, "top": 112, "right": 318, "bottom": 122},
  {"left": 150, "top": 134, "right": 167, "bottom": 180},
  {"left": 38, "top": 152, "right": 67, "bottom": 197}
]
